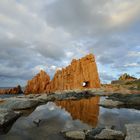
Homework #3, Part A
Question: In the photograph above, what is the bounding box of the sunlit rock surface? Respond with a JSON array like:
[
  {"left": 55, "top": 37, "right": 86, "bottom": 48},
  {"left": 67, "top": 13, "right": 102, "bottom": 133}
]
[
  {"left": 46, "top": 54, "right": 100, "bottom": 93},
  {"left": 25, "top": 54, "right": 100, "bottom": 94},
  {"left": 25, "top": 70, "right": 50, "bottom": 94}
]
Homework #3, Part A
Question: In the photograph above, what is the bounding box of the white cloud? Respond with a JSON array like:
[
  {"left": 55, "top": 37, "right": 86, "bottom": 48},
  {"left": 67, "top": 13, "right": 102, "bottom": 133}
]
[
  {"left": 128, "top": 51, "right": 140, "bottom": 57},
  {"left": 124, "top": 63, "right": 140, "bottom": 67}
]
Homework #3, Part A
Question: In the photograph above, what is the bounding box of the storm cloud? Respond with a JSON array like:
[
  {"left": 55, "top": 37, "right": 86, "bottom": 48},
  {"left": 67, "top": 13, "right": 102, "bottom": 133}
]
[{"left": 0, "top": 0, "right": 140, "bottom": 86}]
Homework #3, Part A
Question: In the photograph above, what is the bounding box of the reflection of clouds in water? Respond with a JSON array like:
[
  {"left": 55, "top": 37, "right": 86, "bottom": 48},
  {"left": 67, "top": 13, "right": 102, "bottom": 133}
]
[
  {"left": 126, "top": 108, "right": 140, "bottom": 114},
  {"left": 65, "top": 120, "right": 74, "bottom": 129},
  {"left": 99, "top": 107, "right": 140, "bottom": 131},
  {"left": 100, "top": 107, "right": 120, "bottom": 114}
]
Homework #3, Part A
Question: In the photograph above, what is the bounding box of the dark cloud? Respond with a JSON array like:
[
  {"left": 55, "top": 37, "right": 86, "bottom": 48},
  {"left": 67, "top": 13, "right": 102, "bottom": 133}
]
[{"left": 0, "top": 0, "right": 140, "bottom": 86}]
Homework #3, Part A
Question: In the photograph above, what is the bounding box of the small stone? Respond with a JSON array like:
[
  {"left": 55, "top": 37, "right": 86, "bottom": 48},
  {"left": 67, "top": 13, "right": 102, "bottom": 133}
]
[
  {"left": 33, "top": 119, "right": 41, "bottom": 127},
  {"left": 65, "top": 130, "right": 85, "bottom": 140}
]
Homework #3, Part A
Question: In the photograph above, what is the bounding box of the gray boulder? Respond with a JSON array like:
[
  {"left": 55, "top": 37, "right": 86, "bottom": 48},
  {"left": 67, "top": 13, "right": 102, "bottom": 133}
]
[
  {"left": 86, "top": 127, "right": 124, "bottom": 140},
  {"left": 0, "top": 109, "right": 21, "bottom": 134}
]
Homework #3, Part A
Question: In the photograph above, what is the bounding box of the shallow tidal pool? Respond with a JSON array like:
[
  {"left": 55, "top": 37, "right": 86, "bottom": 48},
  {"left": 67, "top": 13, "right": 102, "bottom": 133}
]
[{"left": 0, "top": 97, "right": 140, "bottom": 140}]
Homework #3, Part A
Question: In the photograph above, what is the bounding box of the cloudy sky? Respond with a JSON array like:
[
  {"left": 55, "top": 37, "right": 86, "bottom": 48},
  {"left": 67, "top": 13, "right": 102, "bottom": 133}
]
[{"left": 0, "top": 0, "right": 140, "bottom": 87}]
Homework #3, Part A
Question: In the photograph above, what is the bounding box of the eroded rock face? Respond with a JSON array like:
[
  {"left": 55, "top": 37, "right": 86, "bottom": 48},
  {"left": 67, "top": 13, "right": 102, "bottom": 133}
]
[
  {"left": 119, "top": 73, "right": 137, "bottom": 81},
  {"left": 46, "top": 54, "right": 100, "bottom": 93},
  {"left": 111, "top": 73, "right": 137, "bottom": 84},
  {"left": 25, "top": 70, "right": 50, "bottom": 94},
  {"left": 0, "top": 85, "right": 23, "bottom": 94},
  {"left": 25, "top": 54, "right": 100, "bottom": 94}
]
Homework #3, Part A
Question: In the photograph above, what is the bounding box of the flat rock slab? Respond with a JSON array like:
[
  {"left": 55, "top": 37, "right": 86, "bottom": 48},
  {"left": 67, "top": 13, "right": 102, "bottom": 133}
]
[
  {"left": 0, "top": 98, "right": 39, "bottom": 110},
  {"left": 125, "top": 123, "right": 140, "bottom": 140},
  {"left": 99, "top": 99, "right": 123, "bottom": 108},
  {"left": 0, "top": 109, "right": 21, "bottom": 134}
]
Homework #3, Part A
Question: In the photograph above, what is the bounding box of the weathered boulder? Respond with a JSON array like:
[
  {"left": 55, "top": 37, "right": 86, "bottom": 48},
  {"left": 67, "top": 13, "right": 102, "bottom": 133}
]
[
  {"left": 94, "top": 128, "right": 124, "bottom": 140},
  {"left": 0, "top": 98, "right": 39, "bottom": 110},
  {"left": 125, "top": 123, "right": 140, "bottom": 140},
  {"left": 86, "top": 127, "right": 124, "bottom": 140},
  {"left": 0, "top": 85, "right": 23, "bottom": 94},
  {"left": 46, "top": 54, "right": 100, "bottom": 93},
  {"left": 0, "top": 109, "right": 21, "bottom": 134},
  {"left": 25, "top": 70, "right": 50, "bottom": 94}
]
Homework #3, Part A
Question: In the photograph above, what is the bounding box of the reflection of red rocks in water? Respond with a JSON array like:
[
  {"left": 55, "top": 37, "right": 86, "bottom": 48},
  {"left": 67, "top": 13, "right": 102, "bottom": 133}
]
[{"left": 55, "top": 97, "right": 100, "bottom": 127}]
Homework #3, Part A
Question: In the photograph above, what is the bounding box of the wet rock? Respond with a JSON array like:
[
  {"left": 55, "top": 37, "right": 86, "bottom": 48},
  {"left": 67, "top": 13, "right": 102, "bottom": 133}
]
[
  {"left": 64, "top": 130, "right": 85, "bottom": 140},
  {"left": 86, "top": 127, "right": 124, "bottom": 140},
  {"left": 0, "top": 109, "right": 21, "bottom": 134},
  {"left": 107, "top": 93, "right": 140, "bottom": 109},
  {"left": 0, "top": 98, "right": 39, "bottom": 110},
  {"left": 94, "top": 129, "right": 124, "bottom": 140},
  {"left": 125, "top": 123, "right": 140, "bottom": 140},
  {"left": 99, "top": 99, "right": 123, "bottom": 108},
  {"left": 86, "top": 127, "right": 105, "bottom": 139}
]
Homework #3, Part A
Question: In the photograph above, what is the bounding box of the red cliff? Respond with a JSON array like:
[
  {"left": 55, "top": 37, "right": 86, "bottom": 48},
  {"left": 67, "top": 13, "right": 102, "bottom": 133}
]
[
  {"left": 24, "top": 70, "right": 50, "bottom": 94},
  {"left": 46, "top": 54, "right": 100, "bottom": 93},
  {"left": 25, "top": 54, "right": 100, "bottom": 94}
]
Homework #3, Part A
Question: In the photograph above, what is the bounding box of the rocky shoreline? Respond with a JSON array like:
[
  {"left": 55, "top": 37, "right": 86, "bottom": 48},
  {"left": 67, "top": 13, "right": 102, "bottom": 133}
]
[
  {"left": 61, "top": 123, "right": 140, "bottom": 140},
  {"left": 0, "top": 90, "right": 140, "bottom": 139}
]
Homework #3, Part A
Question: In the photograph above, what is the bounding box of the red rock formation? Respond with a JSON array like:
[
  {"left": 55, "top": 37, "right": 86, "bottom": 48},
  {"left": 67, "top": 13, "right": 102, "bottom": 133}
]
[
  {"left": 24, "top": 70, "right": 50, "bottom": 94},
  {"left": 0, "top": 85, "right": 23, "bottom": 94},
  {"left": 46, "top": 54, "right": 100, "bottom": 93},
  {"left": 119, "top": 73, "right": 137, "bottom": 81},
  {"left": 55, "top": 97, "right": 100, "bottom": 127},
  {"left": 25, "top": 54, "right": 100, "bottom": 94}
]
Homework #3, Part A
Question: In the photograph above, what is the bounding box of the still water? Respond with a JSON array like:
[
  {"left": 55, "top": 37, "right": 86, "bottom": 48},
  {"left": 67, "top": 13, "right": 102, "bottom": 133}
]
[{"left": 0, "top": 97, "right": 140, "bottom": 140}]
